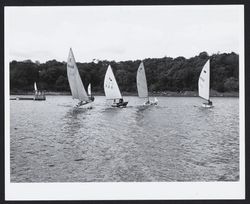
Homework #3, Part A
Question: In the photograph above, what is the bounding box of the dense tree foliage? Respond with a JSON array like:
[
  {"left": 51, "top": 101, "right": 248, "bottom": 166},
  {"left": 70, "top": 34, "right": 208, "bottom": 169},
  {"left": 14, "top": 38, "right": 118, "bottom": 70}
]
[{"left": 10, "top": 52, "right": 239, "bottom": 93}]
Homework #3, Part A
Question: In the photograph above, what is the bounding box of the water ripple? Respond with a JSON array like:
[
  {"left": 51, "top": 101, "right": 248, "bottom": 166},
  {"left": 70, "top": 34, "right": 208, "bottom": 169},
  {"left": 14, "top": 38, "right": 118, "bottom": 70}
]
[{"left": 10, "top": 96, "right": 239, "bottom": 182}]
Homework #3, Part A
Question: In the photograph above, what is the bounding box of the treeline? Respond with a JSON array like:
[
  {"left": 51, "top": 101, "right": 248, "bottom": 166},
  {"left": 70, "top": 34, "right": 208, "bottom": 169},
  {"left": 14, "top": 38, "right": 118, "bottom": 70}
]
[{"left": 10, "top": 51, "right": 239, "bottom": 93}]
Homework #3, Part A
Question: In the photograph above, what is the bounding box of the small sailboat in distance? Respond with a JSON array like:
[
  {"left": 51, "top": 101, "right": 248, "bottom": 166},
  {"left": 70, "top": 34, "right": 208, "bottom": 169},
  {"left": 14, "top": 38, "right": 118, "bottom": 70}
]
[
  {"left": 104, "top": 65, "right": 128, "bottom": 108},
  {"left": 34, "top": 82, "right": 38, "bottom": 94},
  {"left": 87, "top": 83, "right": 95, "bottom": 102},
  {"left": 137, "top": 61, "right": 158, "bottom": 105},
  {"left": 198, "top": 59, "right": 213, "bottom": 108},
  {"left": 11, "top": 81, "right": 45, "bottom": 101},
  {"left": 33, "top": 81, "right": 46, "bottom": 100},
  {"left": 67, "top": 48, "right": 94, "bottom": 107}
]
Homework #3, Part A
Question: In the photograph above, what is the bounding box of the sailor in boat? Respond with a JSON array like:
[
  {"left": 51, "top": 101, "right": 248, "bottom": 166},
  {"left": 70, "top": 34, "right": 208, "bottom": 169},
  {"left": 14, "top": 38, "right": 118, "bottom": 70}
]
[
  {"left": 89, "top": 96, "right": 95, "bottom": 102},
  {"left": 113, "top": 98, "right": 123, "bottom": 106},
  {"left": 208, "top": 99, "right": 213, "bottom": 106},
  {"left": 118, "top": 98, "right": 125, "bottom": 106},
  {"left": 111, "top": 98, "right": 128, "bottom": 107},
  {"left": 144, "top": 99, "right": 150, "bottom": 105}
]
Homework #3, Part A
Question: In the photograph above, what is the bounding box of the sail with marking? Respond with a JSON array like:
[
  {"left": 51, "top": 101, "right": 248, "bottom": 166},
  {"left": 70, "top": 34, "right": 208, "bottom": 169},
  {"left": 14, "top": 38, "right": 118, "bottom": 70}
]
[
  {"left": 137, "top": 62, "right": 148, "bottom": 98},
  {"left": 87, "top": 83, "right": 91, "bottom": 96},
  {"left": 67, "top": 48, "right": 89, "bottom": 101},
  {"left": 34, "top": 82, "right": 37, "bottom": 92},
  {"left": 104, "top": 65, "right": 122, "bottom": 100},
  {"left": 198, "top": 59, "right": 210, "bottom": 101}
]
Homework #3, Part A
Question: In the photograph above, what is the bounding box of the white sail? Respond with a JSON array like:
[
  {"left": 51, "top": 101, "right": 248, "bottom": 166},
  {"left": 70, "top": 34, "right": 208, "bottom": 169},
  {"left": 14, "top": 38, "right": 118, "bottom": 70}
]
[
  {"left": 67, "top": 48, "right": 89, "bottom": 102},
  {"left": 87, "top": 83, "right": 91, "bottom": 96},
  {"left": 34, "top": 82, "right": 37, "bottom": 92},
  {"left": 104, "top": 65, "right": 122, "bottom": 100},
  {"left": 198, "top": 59, "right": 210, "bottom": 101},
  {"left": 137, "top": 62, "right": 148, "bottom": 98}
]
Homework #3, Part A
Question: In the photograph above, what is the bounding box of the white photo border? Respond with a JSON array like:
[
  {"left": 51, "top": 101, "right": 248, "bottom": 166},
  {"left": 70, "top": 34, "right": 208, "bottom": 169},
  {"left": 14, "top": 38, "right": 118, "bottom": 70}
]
[{"left": 4, "top": 5, "right": 245, "bottom": 200}]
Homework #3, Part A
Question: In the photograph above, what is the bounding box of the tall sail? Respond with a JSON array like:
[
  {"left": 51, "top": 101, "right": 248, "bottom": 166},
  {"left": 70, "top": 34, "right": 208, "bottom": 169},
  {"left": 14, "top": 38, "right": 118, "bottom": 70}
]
[
  {"left": 67, "top": 48, "right": 89, "bottom": 102},
  {"left": 136, "top": 62, "right": 148, "bottom": 98},
  {"left": 198, "top": 59, "right": 210, "bottom": 101},
  {"left": 87, "top": 83, "right": 91, "bottom": 96},
  {"left": 104, "top": 65, "right": 122, "bottom": 100},
  {"left": 34, "top": 82, "right": 37, "bottom": 92}
]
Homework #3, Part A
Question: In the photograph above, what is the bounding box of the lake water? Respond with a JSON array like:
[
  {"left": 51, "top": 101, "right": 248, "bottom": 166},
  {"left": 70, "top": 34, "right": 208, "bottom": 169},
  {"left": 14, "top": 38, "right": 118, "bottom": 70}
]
[{"left": 10, "top": 96, "right": 239, "bottom": 182}]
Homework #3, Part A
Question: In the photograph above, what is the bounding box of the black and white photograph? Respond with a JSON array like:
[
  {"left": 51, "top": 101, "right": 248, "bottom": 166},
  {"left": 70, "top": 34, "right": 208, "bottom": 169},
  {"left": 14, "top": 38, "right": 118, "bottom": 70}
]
[{"left": 4, "top": 3, "right": 245, "bottom": 200}]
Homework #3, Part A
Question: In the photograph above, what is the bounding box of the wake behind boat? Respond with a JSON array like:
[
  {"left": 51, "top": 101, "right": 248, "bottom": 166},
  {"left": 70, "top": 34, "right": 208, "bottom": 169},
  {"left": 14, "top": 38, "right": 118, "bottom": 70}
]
[
  {"left": 137, "top": 61, "right": 158, "bottom": 106},
  {"left": 67, "top": 48, "right": 94, "bottom": 107},
  {"left": 104, "top": 65, "right": 128, "bottom": 108},
  {"left": 198, "top": 59, "right": 213, "bottom": 108}
]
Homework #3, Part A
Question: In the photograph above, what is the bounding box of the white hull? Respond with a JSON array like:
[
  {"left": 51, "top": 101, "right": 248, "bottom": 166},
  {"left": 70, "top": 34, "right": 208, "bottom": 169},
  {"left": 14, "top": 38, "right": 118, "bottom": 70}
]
[
  {"left": 76, "top": 100, "right": 92, "bottom": 108},
  {"left": 202, "top": 103, "right": 213, "bottom": 108}
]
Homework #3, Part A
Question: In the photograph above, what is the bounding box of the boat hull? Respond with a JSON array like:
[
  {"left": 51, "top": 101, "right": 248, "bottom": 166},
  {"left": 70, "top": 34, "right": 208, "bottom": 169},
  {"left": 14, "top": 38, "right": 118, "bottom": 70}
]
[
  {"left": 76, "top": 100, "right": 93, "bottom": 107},
  {"left": 111, "top": 101, "right": 128, "bottom": 108},
  {"left": 143, "top": 101, "right": 158, "bottom": 106},
  {"left": 202, "top": 103, "right": 213, "bottom": 108}
]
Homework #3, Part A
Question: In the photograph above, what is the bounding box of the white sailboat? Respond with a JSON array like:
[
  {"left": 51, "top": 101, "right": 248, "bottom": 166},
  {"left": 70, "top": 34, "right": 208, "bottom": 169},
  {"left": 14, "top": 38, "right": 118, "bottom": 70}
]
[
  {"left": 198, "top": 59, "right": 213, "bottom": 108},
  {"left": 33, "top": 82, "right": 46, "bottom": 100},
  {"left": 104, "top": 65, "right": 128, "bottom": 107},
  {"left": 67, "top": 48, "right": 94, "bottom": 107},
  {"left": 87, "top": 83, "right": 91, "bottom": 96},
  {"left": 34, "top": 82, "right": 38, "bottom": 94},
  {"left": 87, "top": 83, "right": 95, "bottom": 101},
  {"left": 137, "top": 62, "right": 158, "bottom": 105}
]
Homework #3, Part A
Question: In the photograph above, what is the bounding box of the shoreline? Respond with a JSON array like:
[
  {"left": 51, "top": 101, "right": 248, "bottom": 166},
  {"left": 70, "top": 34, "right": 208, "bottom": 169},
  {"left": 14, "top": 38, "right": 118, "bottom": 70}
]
[{"left": 10, "top": 90, "right": 239, "bottom": 97}]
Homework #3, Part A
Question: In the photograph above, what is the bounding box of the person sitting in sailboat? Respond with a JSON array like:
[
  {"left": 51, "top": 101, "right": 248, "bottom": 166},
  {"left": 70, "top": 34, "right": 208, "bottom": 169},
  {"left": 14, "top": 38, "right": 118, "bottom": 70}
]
[{"left": 89, "top": 96, "right": 95, "bottom": 102}]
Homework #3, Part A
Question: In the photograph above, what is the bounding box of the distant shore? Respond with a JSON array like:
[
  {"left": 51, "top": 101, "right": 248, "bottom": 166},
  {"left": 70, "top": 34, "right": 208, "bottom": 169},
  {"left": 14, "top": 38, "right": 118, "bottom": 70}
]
[{"left": 10, "top": 90, "right": 239, "bottom": 97}]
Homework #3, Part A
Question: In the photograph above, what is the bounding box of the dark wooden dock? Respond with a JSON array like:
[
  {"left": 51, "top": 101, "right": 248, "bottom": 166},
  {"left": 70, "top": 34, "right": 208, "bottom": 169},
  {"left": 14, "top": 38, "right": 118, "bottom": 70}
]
[{"left": 10, "top": 96, "right": 46, "bottom": 101}]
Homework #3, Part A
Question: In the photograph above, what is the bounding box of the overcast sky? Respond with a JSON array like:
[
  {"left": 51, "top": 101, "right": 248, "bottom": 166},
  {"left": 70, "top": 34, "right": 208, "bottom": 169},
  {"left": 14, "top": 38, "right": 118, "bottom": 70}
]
[{"left": 5, "top": 5, "right": 243, "bottom": 63}]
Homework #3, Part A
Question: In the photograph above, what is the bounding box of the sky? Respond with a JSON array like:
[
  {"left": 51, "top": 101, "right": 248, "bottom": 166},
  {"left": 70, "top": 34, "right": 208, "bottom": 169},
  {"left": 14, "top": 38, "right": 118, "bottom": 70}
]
[{"left": 5, "top": 5, "right": 243, "bottom": 63}]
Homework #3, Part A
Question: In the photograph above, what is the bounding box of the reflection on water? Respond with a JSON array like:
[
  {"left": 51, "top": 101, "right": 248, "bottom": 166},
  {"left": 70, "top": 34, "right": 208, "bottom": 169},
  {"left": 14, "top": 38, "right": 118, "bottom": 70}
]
[{"left": 10, "top": 96, "right": 239, "bottom": 182}]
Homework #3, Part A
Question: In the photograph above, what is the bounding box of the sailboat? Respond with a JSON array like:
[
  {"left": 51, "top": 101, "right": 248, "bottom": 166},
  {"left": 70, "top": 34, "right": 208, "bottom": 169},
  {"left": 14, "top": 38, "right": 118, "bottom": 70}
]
[
  {"left": 33, "top": 81, "right": 46, "bottom": 100},
  {"left": 87, "top": 83, "right": 95, "bottom": 102},
  {"left": 67, "top": 48, "right": 94, "bottom": 107},
  {"left": 34, "top": 82, "right": 38, "bottom": 94},
  {"left": 104, "top": 65, "right": 128, "bottom": 107},
  {"left": 198, "top": 59, "right": 213, "bottom": 108},
  {"left": 137, "top": 61, "right": 158, "bottom": 105}
]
